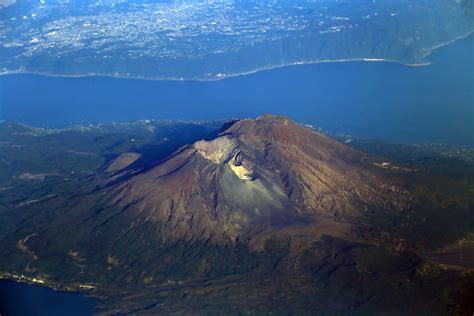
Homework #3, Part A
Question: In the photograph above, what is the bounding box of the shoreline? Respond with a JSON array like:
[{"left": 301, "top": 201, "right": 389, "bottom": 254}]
[
  {"left": 1, "top": 30, "right": 472, "bottom": 83},
  {"left": 0, "top": 271, "right": 107, "bottom": 309},
  {"left": 0, "top": 271, "right": 115, "bottom": 310},
  {"left": 0, "top": 57, "right": 429, "bottom": 83},
  {"left": 0, "top": 271, "right": 100, "bottom": 294},
  {"left": 420, "top": 30, "right": 474, "bottom": 59}
]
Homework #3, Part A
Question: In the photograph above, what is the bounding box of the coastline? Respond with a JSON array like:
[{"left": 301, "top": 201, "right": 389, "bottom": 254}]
[
  {"left": 1, "top": 30, "right": 472, "bottom": 83},
  {"left": 0, "top": 271, "right": 107, "bottom": 311},
  {"left": 0, "top": 57, "right": 429, "bottom": 83},
  {"left": 0, "top": 271, "right": 100, "bottom": 295},
  {"left": 0, "top": 273, "right": 104, "bottom": 313},
  {"left": 420, "top": 30, "right": 474, "bottom": 59}
]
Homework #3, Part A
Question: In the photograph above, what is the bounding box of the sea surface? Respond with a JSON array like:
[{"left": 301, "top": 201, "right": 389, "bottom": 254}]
[
  {"left": 0, "top": 34, "right": 473, "bottom": 146},
  {"left": 0, "top": 280, "right": 97, "bottom": 316}
]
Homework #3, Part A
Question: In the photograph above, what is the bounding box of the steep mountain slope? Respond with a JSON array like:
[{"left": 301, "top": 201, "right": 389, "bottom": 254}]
[{"left": 104, "top": 114, "right": 411, "bottom": 243}]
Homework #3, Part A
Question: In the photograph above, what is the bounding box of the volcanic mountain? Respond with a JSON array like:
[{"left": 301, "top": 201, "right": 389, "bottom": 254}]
[
  {"left": 102, "top": 114, "right": 411, "bottom": 243},
  {"left": 4, "top": 115, "right": 473, "bottom": 314}
]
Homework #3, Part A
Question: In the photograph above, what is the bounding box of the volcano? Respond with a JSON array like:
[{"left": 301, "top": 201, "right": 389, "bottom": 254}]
[
  {"left": 1, "top": 115, "right": 472, "bottom": 315},
  {"left": 102, "top": 114, "right": 411, "bottom": 243}
]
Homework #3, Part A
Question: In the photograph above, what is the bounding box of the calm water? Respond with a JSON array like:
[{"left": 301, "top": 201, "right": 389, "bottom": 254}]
[
  {"left": 0, "top": 34, "right": 473, "bottom": 146},
  {"left": 0, "top": 280, "right": 97, "bottom": 316}
]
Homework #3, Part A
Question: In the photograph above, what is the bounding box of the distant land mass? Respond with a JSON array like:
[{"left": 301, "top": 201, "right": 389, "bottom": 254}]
[
  {"left": 0, "top": 0, "right": 473, "bottom": 80},
  {"left": 0, "top": 116, "right": 473, "bottom": 314}
]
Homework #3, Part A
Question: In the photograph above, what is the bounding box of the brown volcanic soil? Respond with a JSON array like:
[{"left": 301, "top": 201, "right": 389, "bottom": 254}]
[{"left": 106, "top": 114, "right": 411, "bottom": 243}]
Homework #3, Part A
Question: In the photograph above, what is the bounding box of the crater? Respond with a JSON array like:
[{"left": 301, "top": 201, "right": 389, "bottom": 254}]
[
  {"left": 194, "top": 136, "right": 237, "bottom": 164},
  {"left": 194, "top": 137, "right": 255, "bottom": 181}
]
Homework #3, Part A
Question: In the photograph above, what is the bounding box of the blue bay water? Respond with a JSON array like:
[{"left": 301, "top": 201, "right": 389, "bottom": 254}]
[
  {"left": 0, "top": 34, "right": 473, "bottom": 146},
  {"left": 0, "top": 280, "right": 97, "bottom": 316}
]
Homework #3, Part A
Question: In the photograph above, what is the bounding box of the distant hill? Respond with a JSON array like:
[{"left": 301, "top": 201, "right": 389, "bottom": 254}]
[{"left": 0, "top": 0, "right": 473, "bottom": 80}]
